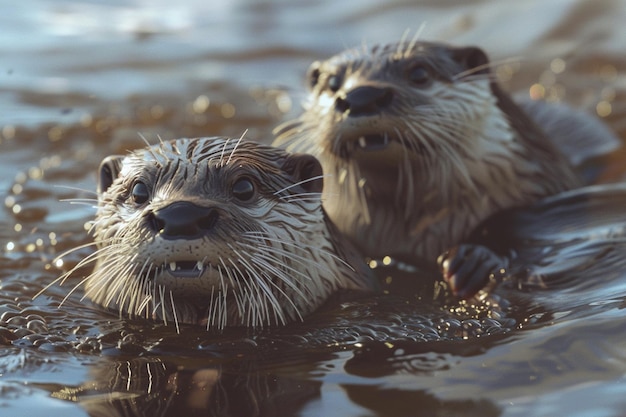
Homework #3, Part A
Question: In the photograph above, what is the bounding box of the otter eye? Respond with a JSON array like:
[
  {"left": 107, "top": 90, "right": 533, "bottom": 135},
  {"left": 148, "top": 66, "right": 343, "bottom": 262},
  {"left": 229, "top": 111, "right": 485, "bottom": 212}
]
[
  {"left": 408, "top": 66, "right": 431, "bottom": 86},
  {"left": 232, "top": 177, "right": 255, "bottom": 202},
  {"left": 328, "top": 75, "right": 342, "bottom": 92},
  {"left": 131, "top": 181, "right": 150, "bottom": 205}
]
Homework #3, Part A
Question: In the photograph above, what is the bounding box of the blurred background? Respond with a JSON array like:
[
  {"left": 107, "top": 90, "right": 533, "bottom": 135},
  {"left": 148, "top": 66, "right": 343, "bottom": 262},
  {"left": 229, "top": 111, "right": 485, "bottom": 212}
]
[{"left": 2, "top": 0, "right": 624, "bottom": 133}]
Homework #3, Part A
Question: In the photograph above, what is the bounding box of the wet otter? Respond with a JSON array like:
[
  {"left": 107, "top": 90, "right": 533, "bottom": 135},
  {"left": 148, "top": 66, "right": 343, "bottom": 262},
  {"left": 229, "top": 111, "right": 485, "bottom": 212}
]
[
  {"left": 60, "top": 137, "right": 376, "bottom": 329},
  {"left": 273, "top": 40, "right": 617, "bottom": 297}
]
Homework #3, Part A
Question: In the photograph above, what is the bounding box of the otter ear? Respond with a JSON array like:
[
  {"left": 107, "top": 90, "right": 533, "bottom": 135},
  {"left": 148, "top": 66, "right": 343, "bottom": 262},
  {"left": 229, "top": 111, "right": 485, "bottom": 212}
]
[
  {"left": 98, "top": 155, "right": 124, "bottom": 194},
  {"left": 307, "top": 60, "right": 322, "bottom": 89},
  {"left": 282, "top": 153, "right": 324, "bottom": 194},
  {"left": 453, "top": 46, "right": 490, "bottom": 75}
]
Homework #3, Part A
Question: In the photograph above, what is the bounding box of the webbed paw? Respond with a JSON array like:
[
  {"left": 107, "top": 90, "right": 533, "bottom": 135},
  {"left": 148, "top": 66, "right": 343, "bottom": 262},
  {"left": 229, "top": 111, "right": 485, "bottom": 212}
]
[{"left": 437, "top": 244, "right": 508, "bottom": 299}]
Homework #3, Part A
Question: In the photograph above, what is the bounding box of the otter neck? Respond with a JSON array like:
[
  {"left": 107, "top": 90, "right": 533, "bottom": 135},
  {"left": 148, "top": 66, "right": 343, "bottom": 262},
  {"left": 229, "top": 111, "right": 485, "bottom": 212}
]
[{"left": 321, "top": 101, "right": 580, "bottom": 262}]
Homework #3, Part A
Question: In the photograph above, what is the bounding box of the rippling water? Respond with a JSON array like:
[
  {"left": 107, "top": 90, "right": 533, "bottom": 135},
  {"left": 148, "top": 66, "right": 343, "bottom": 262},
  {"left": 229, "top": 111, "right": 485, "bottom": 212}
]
[{"left": 2, "top": 0, "right": 626, "bottom": 416}]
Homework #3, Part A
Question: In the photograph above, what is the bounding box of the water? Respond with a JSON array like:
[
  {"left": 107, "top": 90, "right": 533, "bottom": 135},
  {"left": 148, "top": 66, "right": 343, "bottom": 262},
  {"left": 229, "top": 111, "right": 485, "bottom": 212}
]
[{"left": 1, "top": 0, "right": 626, "bottom": 416}]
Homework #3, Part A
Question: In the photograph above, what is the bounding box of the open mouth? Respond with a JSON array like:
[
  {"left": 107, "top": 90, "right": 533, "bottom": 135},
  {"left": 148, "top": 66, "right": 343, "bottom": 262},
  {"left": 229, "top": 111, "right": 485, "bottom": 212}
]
[
  {"left": 164, "top": 260, "right": 208, "bottom": 278},
  {"left": 356, "top": 133, "right": 390, "bottom": 151}
]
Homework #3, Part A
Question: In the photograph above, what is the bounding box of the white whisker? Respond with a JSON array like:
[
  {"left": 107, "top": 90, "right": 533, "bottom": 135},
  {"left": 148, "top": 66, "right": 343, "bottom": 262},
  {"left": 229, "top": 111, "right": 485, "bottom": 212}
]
[
  {"left": 273, "top": 174, "right": 328, "bottom": 196},
  {"left": 225, "top": 129, "right": 248, "bottom": 166},
  {"left": 169, "top": 291, "right": 180, "bottom": 334},
  {"left": 53, "top": 184, "right": 98, "bottom": 196},
  {"left": 454, "top": 56, "right": 522, "bottom": 81}
]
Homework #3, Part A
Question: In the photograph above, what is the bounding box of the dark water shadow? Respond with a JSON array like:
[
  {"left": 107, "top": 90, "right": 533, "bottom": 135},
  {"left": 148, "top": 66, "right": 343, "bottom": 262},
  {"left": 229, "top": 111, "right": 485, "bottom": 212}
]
[{"left": 39, "top": 329, "right": 510, "bottom": 417}]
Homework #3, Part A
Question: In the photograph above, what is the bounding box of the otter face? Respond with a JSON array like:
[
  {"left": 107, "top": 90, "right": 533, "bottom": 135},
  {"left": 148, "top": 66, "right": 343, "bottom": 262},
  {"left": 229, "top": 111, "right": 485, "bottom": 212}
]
[
  {"left": 80, "top": 137, "right": 372, "bottom": 329},
  {"left": 275, "top": 42, "right": 498, "bottom": 168},
  {"left": 273, "top": 41, "right": 560, "bottom": 261}
]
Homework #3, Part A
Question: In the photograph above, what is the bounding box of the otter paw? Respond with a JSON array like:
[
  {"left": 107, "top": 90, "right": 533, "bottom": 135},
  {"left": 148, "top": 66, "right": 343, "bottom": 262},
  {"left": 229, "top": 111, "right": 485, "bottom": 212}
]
[{"left": 437, "top": 244, "right": 507, "bottom": 299}]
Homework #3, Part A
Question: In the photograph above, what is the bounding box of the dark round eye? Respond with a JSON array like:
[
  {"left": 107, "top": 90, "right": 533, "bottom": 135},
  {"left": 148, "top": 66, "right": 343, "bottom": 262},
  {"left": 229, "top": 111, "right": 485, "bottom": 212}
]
[
  {"left": 408, "top": 66, "right": 431, "bottom": 86},
  {"left": 232, "top": 177, "right": 255, "bottom": 202},
  {"left": 328, "top": 75, "right": 342, "bottom": 92},
  {"left": 131, "top": 181, "right": 150, "bottom": 205}
]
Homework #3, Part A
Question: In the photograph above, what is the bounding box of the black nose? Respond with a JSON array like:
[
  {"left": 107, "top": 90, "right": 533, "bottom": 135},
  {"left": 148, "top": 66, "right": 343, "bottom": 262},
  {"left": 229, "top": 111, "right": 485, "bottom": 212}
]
[
  {"left": 149, "top": 202, "right": 218, "bottom": 239},
  {"left": 335, "top": 85, "right": 394, "bottom": 117}
]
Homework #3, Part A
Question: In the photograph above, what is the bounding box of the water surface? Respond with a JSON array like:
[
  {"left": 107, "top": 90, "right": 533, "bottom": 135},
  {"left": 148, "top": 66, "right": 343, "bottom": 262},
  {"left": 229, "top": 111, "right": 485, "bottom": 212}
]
[{"left": 2, "top": 0, "right": 626, "bottom": 416}]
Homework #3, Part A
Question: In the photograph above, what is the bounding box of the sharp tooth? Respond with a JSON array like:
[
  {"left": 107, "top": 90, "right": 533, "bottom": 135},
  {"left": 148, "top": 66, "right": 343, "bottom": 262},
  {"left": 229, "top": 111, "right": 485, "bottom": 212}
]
[
  {"left": 358, "top": 136, "right": 367, "bottom": 148},
  {"left": 196, "top": 261, "right": 204, "bottom": 271},
  {"left": 169, "top": 262, "right": 177, "bottom": 271}
]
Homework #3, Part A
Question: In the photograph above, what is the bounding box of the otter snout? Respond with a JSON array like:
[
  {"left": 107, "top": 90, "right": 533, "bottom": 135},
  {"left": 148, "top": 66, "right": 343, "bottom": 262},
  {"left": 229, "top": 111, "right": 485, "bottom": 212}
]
[
  {"left": 149, "top": 201, "right": 219, "bottom": 239},
  {"left": 335, "top": 85, "right": 394, "bottom": 117}
]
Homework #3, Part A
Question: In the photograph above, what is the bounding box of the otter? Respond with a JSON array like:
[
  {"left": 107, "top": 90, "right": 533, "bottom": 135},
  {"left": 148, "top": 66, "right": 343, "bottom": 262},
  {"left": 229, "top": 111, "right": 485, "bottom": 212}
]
[
  {"left": 60, "top": 137, "right": 376, "bottom": 330},
  {"left": 273, "top": 40, "right": 618, "bottom": 298}
]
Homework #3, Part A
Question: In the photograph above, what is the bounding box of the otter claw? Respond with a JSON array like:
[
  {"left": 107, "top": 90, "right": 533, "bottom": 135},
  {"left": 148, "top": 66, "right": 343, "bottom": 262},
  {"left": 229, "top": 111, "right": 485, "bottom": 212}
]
[{"left": 438, "top": 244, "right": 507, "bottom": 299}]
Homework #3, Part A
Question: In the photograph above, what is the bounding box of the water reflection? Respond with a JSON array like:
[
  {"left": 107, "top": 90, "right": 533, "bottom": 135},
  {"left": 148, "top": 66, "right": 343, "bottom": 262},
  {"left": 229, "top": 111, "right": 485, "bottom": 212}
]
[
  {"left": 51, "top": 337, "right": 510, "bottom": 417},
  {"left": 57, "top": 356, "right": 322, "bottom": 417}
]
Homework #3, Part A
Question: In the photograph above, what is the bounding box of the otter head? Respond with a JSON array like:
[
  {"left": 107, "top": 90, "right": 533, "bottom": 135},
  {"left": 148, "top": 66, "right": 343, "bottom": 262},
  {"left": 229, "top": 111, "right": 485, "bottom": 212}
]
[
  {"left": 88, "top": 137, "right": 374, "bottom": 329},
  {"left": 274, "top": 41, "right": 579, "bottom": 261}
]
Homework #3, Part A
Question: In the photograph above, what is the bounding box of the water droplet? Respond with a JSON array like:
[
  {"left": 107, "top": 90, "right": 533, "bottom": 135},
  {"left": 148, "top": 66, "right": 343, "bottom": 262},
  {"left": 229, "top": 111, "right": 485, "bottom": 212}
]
[
  {"left": 550, "top": 58, "right": 566, "bottom": 74},
  {"left": 276, "top": 93, "right": 292, "bottom": 113},
  {"left": 48, "top": 126, "right": 64, "bottom": 142},
  {"left": 4, "top": 195, "right": 15, "bottom": 208},
  {"left": 192, "top": 95, "right": 210, "bottom": 113},
  {"left": 28, "top": 167, "right": 43, "bottom": 180},
  {"left": 529, "top": 84, "right": 545, "bottom": 100},
  {"left": 220, "top": 103, "right": 236, "bottom": 118},
  {"left": 2, "top": 125, "right": 15, "bottom": 140},
  {"left": 596, "top": 101, "right": 612, "bottom": 117}
]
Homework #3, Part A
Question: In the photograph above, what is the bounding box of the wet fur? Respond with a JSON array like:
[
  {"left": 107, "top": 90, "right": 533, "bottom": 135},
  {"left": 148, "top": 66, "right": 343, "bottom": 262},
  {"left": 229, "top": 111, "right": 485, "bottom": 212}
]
[
  {"left": 273, "top": 40, "right": 582, "bottom": 263},
  {"left": 52, "top": 137, "right": 375, "bottom": 330}
]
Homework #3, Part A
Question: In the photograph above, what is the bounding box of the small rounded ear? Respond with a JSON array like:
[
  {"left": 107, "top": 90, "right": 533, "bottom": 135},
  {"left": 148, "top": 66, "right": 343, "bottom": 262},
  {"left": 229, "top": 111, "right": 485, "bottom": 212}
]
[
  {"left": 281, "top": 153, "right": 324, "bottom": 194},
  {"left": 98, "top": 155, "right": 124, "bottom": 194},
  {"left": 307, "top": 60, "right": 322, "bottom": 89},
  {"left": 452, "top": 46, "right": 491, "bottom": 75}
]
